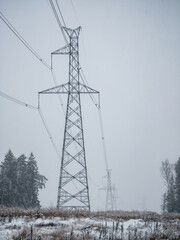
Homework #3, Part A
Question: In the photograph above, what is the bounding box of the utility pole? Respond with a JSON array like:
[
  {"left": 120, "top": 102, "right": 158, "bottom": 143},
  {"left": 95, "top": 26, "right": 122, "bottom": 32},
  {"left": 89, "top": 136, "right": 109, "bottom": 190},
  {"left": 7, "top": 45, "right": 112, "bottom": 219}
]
[{"left": 39, "top": 27, "right": 99, "bottom": 210}]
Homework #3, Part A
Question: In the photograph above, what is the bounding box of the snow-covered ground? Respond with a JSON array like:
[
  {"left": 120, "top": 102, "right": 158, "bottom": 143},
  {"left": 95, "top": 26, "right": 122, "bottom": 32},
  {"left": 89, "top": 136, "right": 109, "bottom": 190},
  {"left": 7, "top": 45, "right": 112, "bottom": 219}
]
[{"left": 0, "top": 210, "right": 180, "bottom": 239}]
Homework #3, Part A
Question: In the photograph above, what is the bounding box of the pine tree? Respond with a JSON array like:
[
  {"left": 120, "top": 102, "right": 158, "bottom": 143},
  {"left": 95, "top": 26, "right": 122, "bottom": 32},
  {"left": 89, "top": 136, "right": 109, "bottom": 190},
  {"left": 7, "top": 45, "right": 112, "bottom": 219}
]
[
  {"left": 175, "top": 158, "right": 180, "bottom": 212},
  {"left": 0, "top": 150, "right": 47, "bottom": 208},
  {"left": 26, "top": 153, "right": 47, "bottom": 208},
  {"left": 0, "top": 150, "right": 17, "bottom": 206},
  {"left": 16, "top": 154, "right": 28, "bottom": 207}
]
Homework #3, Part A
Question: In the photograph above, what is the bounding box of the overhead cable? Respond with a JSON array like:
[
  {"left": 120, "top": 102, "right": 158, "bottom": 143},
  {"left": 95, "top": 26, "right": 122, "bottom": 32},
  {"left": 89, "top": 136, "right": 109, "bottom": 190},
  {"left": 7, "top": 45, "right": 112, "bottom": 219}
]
[
  {"left": 0, "top": 90, "right": 38, "bottom": 111},
  {"left": 38, "top": 108, "right": 61, "bottom": 158},
  {"left": 48, "top": 0, "right": 99, "bottom": 110},
  {"left": 48, "top": 0, "right": 68, "bottom": 44},
  {"left": 50, "top": 68, "right": 66, "bottom": 115},
  {"left": 70, "top": 0, "right": 81, "bottom": 26},
  {"left": 0, "top": 11, "right": 51, "bottom": 70},
  {"left": 80, "top": 70, "right": 100, "bottom": 108},
  {"left": 0, "top": 90, "right": 60, "bottom": 159},
  {"left": 68, "top": 1, "right": 110, "bottom": 174},
  {"left": 55, "top": 0, "right": 67, "bottom": 28},
  {"left": 98, "top": 107, "right": 109, "bottom": 170}
]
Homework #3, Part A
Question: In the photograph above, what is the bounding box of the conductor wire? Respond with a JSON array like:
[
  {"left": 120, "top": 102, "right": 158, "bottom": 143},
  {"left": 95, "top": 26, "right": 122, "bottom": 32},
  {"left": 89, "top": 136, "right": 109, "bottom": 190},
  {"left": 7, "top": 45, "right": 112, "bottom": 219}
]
[{"left": 0, "top": 11, "right": 51, "bottom": 70}]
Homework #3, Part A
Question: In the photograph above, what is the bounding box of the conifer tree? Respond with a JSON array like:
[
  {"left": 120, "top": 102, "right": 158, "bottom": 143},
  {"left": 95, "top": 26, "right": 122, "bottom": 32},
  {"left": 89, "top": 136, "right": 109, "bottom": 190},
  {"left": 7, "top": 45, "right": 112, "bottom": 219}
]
[
  {"left": 16, "top": 154, "right": 28, "bottom": 207},
  {"left": 166, "top": 174, "right": 176, "bottom": 213},
  {"left": 0, "top": 150, "right": 47, "bottom": 208},
  {"left": 175, "top": 158, "right": 180, "bottom": 212},
  {"left": 26, "top": 153, "right": 47, "bottom": 208},
  {"left": 0, "top": 150, "right": 17, "bottom": 206}
]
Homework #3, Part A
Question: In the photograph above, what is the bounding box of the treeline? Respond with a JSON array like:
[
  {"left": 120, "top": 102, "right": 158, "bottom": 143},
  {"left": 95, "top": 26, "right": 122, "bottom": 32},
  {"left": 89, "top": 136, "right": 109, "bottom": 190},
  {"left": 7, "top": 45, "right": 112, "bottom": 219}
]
[
  {"left": 161, "top": 157, "right": 180, "bottom": 213},
  {"left": 0, "top": 150, "right": 47, "bottom": 208}
]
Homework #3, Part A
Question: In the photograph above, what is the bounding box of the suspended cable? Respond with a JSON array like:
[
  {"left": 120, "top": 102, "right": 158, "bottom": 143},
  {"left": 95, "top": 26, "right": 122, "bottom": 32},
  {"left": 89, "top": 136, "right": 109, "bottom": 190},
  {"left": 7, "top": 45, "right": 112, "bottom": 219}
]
[
  {"left": 0, "top": 90, "right": 38, "bottom": 111},
  {"left": 55, "top": 0, "right": 67, "bottom": 28},
  {"left": 0, "top": 89, "right": 60, "bottom": 159},
  {"left": 80, "top": 70, "right": 99, "bottom": 108},
  {"left": 98, "top": 107, "right": 109, "bottom": 170},
  {"left": 48, "top": 0, "right": 68, "bottom": 44},
  {"left": 1, "top": 5, "right": 97, "bottom": 110},
  {"left": 70, "top": 0, "right": 81, "bottom": 26},
  {"left": 38, "top": 108, "right": 61, "bottom": 158},
  {"left": 48, "top": 0, "right": 99, "bottom": 110},
  {"left": 69, "top": 1, "right": 99, "bottom": 109},
  {"left": 88, "top": 173, "right": 100, "bottom": 188},
  {"left": 0, "top": 10, "right": 64, "bottom": 111},
  {"left": 0, "top": 11, "right": 51, "bottom": 70},
  {"left": 98, "top": 104, "right": 116, "bottom": 210},
  {"left": 50, "top": 68, "right": 66, "bottom": 114}
]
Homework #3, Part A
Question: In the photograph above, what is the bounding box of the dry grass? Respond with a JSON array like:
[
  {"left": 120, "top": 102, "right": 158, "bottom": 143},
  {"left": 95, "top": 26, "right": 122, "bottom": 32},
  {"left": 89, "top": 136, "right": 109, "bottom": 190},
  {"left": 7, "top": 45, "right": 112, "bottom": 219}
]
[
  {"left": 1, "top": 206, "right": 180, "bottom": 240},
  {"left": 1, "top": 205, "right": 180, "bottom": 221}
]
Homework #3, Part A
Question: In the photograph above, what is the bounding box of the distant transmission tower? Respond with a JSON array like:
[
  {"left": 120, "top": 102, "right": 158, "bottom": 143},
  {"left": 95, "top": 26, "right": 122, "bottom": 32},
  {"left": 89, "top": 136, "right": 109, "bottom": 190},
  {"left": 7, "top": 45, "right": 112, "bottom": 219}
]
[
  {"left": 39, "top": 27, "right": 98, "bottom": 210},
  {"left": 99, "top": 110, "right": 115, "bottom": 211},
  {"left": 105, "top": 169, "right": 114, "bottom": 211},
  {"left": 100, "top": 169, "right": 116, "bottom": 211}
]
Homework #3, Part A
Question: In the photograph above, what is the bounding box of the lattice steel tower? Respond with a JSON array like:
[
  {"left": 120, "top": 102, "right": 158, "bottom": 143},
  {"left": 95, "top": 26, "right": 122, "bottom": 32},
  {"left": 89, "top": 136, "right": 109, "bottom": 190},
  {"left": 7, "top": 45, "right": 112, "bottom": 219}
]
[{"left": 39, "top": 27, "right": 98, "bottom": 210}]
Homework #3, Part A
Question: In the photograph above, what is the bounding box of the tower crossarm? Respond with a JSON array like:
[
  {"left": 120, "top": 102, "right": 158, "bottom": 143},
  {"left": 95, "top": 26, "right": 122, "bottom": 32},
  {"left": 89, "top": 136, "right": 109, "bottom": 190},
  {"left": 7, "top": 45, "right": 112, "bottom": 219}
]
[
  {"left": 52, "top": 44, "right": 70, "bottom": 55},
  {"left": 39, "top": 82, "right": 99, "bottom": 95}
]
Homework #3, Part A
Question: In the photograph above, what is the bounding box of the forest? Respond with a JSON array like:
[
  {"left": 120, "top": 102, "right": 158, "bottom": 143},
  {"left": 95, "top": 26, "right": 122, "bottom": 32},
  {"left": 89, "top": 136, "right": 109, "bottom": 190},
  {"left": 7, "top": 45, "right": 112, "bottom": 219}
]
[{"left": 0, "top": 149, "right": 47, "bottom": 208}]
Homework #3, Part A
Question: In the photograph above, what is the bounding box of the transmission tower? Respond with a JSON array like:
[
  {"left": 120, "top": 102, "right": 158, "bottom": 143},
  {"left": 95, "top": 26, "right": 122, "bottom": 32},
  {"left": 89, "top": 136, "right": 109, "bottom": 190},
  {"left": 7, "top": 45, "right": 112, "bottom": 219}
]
[
  {"left": 106, "top": 169, "right": 114, "bottom": 211},
  {"left": 100, "top": 169, "right": 116, "bottom": 211},
  {"left": 98, "top": 110, "right": 115, "bottom": 211},
  {"left": 39, "top": 27, "right": 99, "bottom": 210}
]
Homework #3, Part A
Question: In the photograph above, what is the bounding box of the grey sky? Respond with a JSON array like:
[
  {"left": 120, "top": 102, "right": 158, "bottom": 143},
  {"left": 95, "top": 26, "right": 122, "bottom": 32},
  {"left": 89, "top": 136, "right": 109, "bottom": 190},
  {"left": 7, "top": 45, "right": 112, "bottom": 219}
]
[{"left": 0, "top": 0, "right": 180, "bottom": 212}]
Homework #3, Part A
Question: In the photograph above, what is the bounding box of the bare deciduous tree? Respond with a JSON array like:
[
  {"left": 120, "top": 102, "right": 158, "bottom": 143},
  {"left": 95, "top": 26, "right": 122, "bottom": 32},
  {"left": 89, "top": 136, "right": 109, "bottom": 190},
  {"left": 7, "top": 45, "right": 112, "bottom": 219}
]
[{"left": 160, "top": 159, "right": 172, "bottom": 189}]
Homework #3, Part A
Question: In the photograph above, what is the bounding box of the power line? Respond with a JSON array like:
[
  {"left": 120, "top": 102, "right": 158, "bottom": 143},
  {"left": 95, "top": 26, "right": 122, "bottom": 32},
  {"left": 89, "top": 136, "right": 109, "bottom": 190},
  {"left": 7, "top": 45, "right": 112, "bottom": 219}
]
[
  {"left": 0, "top": 9, "right": 67, "bottom": 144},
  {"left": 48, "top": 0, "right": 68, "bottom": 44},
  {"left": 1, "top": 6, "right": 98, "bottom": 110},
  {"left": 0, "top": 10, "right": 65, "bottom": 100},
  {"left": 70, "top": 0, "right": 81, "bottom": 26},
  {"left": 68, "top": 0, "right": 99, "bottom": 108},
  {"left": 1, "top": 2, "right": 106, "bottom": 171},
  {"left": 48, "top": 1, "right": 99, "bottom": 109},
  {"left": 0, "top": 11, "right": 51, "bottom": 70},
  {"left": 0, "top": 11, "right": 63, "bottom": 159},
  {"left": 80, "top": 70, "right": 99, "bottom": 108},
  {"left": 0, "top": 6, "right": 97, "bottom": 168},
  {"left": 0, "top": 10, "right": 66, "bottom": 99},
  {"left": 0, "top": 91, "right": 38, "bottom": 111},
  {"left": 38, "top": 108, "right": 60, "bottom": 158},
  {"left": 0, "top": 90, "right": 60, "bottom": 159},
  {"left": 55, "top": 0, "right": 67, "bottom": 28},
  {"left": 98, "top": 107, "right": 109, "bottom": 170}
]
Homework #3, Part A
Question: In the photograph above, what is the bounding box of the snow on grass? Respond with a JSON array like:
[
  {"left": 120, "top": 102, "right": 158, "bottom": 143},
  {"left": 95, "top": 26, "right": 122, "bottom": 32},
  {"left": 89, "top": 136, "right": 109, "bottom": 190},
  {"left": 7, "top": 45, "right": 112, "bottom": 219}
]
[{"left": 0, "top": 209, "right": 180, "bottom": 239}]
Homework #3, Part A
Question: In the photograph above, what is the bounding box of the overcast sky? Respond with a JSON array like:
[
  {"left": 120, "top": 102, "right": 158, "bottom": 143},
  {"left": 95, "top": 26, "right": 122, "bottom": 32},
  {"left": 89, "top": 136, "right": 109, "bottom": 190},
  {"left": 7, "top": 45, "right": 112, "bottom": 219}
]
[{"left": 0, "top": 0, "right": 180, "bottom": 212}]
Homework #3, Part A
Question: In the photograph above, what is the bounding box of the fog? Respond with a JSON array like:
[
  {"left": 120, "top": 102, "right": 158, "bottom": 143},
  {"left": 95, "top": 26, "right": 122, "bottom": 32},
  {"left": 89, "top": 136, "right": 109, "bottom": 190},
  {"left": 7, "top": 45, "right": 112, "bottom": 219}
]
[{"left": 0, "top": 0, "right": 180, "bottom": 212}]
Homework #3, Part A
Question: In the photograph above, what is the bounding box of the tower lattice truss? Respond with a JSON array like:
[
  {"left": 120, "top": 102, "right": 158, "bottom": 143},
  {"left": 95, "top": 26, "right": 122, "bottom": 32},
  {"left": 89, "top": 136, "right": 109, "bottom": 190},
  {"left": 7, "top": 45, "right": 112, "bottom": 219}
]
[{"left": 40, "top": 27, "right": 99, "bottom": 210}]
